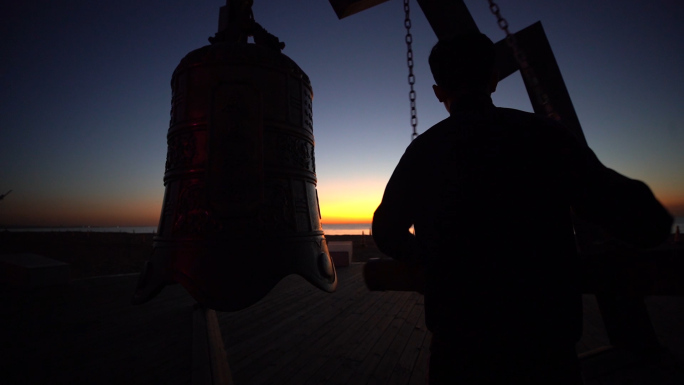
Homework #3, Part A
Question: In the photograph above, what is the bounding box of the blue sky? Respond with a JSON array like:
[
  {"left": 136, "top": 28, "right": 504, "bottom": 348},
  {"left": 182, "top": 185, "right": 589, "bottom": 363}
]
[{"left": 1, "top": 0, "right": 682, "bottom": 226}]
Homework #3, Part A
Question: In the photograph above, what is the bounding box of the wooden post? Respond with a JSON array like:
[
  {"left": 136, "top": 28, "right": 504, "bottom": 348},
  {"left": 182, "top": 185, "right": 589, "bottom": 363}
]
[{"left": 192, "top": 304, "right": 234, "bottom": 385}]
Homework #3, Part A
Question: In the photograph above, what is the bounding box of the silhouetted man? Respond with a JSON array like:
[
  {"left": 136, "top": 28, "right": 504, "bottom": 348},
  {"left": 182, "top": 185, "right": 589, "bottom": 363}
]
[{"left": 372, "top": 34, "right": 672, "bottom": 384}]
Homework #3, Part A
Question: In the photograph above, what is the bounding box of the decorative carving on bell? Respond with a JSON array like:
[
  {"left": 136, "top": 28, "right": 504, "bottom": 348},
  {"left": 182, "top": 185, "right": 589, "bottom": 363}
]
[{"left": 132, "top": 0, "right": 337, "bottom": 311}]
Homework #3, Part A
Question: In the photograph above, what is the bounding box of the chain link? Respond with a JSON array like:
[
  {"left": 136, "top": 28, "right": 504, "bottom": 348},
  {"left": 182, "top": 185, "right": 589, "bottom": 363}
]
[
  {"left": 404, "top": 0, "right": 418, "bottom": 140},
  {"left": 487, "top": 0, "right": 560, "bottom": 121}
]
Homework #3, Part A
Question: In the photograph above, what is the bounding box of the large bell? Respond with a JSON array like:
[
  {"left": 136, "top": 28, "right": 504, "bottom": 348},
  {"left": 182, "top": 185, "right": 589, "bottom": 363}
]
[{"left": 133, "top": 1, "right": 337, "bottom": 311}]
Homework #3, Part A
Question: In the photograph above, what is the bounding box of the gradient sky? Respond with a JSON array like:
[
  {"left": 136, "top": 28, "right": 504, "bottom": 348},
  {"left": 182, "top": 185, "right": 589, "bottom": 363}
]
[{"left": 1, "top": 0, "right": 682, "bottom": 227}]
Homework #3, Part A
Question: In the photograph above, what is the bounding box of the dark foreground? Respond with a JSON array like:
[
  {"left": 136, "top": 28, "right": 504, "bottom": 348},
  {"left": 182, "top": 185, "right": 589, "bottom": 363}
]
[{"left": 1, "top": 266, "right": 684, "bottom": 383}]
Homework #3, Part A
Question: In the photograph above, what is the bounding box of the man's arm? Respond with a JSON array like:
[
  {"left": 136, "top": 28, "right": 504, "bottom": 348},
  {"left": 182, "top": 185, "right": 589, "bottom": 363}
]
[
  {"left": 558, "top": 126, "right": 673, "bottom": 248},
  {"left": 372, "top": 145, "right": 421, "bottom": 263},
  {"left": 573, "top": 165, "right": 673, "bottom": 248}
]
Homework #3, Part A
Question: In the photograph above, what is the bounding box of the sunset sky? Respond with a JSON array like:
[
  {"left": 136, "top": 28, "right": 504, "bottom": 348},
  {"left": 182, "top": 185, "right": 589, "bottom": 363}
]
[{"left": 1, "top": 0, "right": 683, "bottom": 227}]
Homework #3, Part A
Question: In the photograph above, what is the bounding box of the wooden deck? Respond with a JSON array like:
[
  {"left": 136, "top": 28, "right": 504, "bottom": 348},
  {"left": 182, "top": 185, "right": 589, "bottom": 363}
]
[{"left": 1, "top": 263, "right": 683, "bottom": 384}]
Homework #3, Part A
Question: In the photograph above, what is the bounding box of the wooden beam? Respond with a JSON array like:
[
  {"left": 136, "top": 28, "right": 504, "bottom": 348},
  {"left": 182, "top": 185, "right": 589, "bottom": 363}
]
[
  {"left": 329, "top": 0, "right": 479, "bottom": 38},
  {"left": 329, "top": 0, "right": 392, "bottom": 19},
  {"left": 192, "top": 304, "right": 234, "bottom": 385},
  {"left": 506, "top": 22, "right": 587, "bottom": 145}
]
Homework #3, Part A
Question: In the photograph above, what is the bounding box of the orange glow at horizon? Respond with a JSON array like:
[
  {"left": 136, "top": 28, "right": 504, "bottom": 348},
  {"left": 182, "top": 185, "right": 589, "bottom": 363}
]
[
  {"left": 2, "top": 182, "right": 679, "bottom": 228},
  {"left": 647, "top": 183, "right": 684, "bottom": 217},
  {"left": 1, "top": 195, "right": 162, "bottom": 227},
  {"left": 662, "top": 200, "right": 684, "bottom": 218},
  {"left": 317, "top": 178, "right": 386, "bottom": 225},
  {"left": 319, "top": 199, "right": 377, "bottom": 224}
]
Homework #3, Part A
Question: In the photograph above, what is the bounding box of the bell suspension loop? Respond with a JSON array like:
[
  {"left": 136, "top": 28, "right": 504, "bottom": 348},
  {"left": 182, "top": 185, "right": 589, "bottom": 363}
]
[
  {"left": 404, "top": 0, "right": 419, "bottom": 141},
  {"left": 486, "top": 0, "right": 560, "bottom": 121},
  {"left": 209, "top": 0, "right": 285, "bottom": 51}
]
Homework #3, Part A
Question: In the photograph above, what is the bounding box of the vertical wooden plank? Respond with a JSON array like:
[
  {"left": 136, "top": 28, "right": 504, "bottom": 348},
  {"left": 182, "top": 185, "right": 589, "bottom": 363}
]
[
  {"left": 193, "top": 304, "right": 234, "bottom": 385},
  {"left": 508, "top": 21, "right": 587, "bottom": 144}
]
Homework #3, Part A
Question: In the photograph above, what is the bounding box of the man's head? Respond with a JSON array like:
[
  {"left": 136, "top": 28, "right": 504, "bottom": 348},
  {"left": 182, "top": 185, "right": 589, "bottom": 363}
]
[{"left": 429, "top": 33, "right": 497, "bottom": 109}]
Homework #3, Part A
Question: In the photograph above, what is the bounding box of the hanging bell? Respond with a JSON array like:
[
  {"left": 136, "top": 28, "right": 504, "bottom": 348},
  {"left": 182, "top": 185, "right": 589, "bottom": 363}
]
[{"left": 132, "top": 0, "right": 337, "bottom": 311}]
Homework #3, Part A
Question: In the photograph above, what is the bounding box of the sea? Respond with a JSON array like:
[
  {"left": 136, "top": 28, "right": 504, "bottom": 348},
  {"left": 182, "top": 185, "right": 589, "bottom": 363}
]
[
  {"left": 5, "top": 218, "right": 683, "bottom": 236},
  {"left": 4, "top": 223, "right": 374, "bottom": 235}
]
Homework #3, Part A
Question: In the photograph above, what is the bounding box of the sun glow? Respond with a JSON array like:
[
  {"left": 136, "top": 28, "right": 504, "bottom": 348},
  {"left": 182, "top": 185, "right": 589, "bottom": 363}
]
[
  {"left": 320, "top": 198, "right": 378, "bottom": 224},
  {"left": 317, "top": 178, "right": 386, "bottom": 224},
  {"left": 662, "top": 200, "right": 684, "bottom": 218}
]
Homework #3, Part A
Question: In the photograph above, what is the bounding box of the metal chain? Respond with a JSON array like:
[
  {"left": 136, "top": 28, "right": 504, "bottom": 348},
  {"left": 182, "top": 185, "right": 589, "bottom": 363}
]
[
  {"left": 487, "top": 0, "right": 560, "bottom": 121},
  {"left": 404, "top": 0, "right": 418, "bottom": 140}
]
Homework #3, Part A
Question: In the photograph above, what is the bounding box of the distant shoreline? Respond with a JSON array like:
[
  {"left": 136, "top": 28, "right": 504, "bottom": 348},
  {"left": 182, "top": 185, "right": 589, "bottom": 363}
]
[
  {"left": 1, "top": 223, "right": 376, "bottom": 236},
  {"left": 2, "top": 217, "right": 681, "bottom": 234},
  {"left": 0, "top": 232, "right": 381, "bottom": 280}
]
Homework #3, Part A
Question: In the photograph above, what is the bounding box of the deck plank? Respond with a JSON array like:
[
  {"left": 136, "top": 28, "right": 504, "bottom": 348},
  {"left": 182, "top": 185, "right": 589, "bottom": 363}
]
[
  {"left": 298, "top": 292, "right": 391, "bottom": 385},
  {"left": 226, "top": 274, "right": 371, "bottom": 384},
  {"left": 376, "top": 298, "right": 427, "bottom": 385},
  {"left": 278, "top": 279, "right": 401, "bottom": 384},
  {"left": 385, "top": 313, "right": 429, "bottom": 385},
  {"left": 407, "top": 328, "right": 432, "bottom": 385},
  {"left": 343, "top": 292, "right": 418, "bottom": 385},
  {"left": 321, "top": 292, "right": 408, "bottom": 385}
]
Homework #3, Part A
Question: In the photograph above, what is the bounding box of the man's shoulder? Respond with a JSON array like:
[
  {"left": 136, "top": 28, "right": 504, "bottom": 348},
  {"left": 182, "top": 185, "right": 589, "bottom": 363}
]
[
  {"left": 411, "top": 116, "right": 455, "bottom": 145},
  {"left": 494, "top": 107, "right": 580, "bottom": 143},
  {"left": 418, "top": 107, "right": 557, "bottom": 137},
  {"left": 413, "top": 107, "right": 576, "bottom": 150}
]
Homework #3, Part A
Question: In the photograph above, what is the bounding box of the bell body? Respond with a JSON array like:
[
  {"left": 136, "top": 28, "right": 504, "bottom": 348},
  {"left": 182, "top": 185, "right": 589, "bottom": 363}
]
[{"left": 143, "top": 41, "right": 336, "bottom": 311}]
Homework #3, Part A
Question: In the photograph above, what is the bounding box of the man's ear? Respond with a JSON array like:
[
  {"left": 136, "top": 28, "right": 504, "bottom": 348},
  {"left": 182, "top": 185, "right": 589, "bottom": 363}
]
[{"left": 433, "top": 84, "right": 448, "bottom": 102}]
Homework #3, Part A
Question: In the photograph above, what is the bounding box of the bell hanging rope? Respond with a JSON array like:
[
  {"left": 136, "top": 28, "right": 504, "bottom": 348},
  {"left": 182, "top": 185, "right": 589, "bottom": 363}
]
[{"left": 132, "top": 0, "right": 337, "bottom": 311}]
